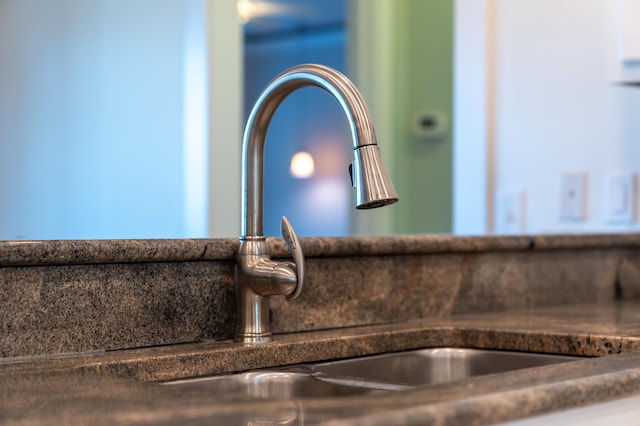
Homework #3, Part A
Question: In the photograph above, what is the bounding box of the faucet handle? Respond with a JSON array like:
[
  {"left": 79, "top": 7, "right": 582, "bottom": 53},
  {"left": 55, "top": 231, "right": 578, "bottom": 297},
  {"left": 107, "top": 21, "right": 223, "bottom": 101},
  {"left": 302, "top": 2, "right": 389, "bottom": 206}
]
[{"left": 280, "top": 216, "right": 304, "bottom": 300}]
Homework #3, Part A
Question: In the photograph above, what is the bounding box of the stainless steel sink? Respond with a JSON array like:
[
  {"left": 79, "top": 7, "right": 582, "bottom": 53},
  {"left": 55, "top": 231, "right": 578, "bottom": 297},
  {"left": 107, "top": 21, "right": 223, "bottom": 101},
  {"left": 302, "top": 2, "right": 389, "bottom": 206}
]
[
  {"left": 162, "top": 370, "right": 387, "bottom": 400},
  {"left": 311, "top": 347, "right": 579, "bottom": 387},
  {"left": 162, "top": 348, "right": 580, "bottom": 400}
]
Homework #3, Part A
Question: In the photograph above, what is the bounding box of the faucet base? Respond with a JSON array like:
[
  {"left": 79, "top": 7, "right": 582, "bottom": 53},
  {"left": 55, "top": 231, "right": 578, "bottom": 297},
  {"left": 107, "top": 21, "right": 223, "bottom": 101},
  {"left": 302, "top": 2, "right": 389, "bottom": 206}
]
[
  {"left": 233, "top": 332, "right": 273, "bottom": 344},
  {"left": 233, "top": 269, "right": 274, "bottom": 344}
]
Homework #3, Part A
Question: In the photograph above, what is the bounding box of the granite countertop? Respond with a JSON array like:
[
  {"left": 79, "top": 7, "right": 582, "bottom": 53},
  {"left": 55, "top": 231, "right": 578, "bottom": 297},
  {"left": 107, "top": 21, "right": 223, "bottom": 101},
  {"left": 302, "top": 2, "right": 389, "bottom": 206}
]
[
  {"left": 3, "top": 301, "right": 640, "bottom": 425},
  {"left": 3, "top": 233, "right": 640, "bottom": 266}
]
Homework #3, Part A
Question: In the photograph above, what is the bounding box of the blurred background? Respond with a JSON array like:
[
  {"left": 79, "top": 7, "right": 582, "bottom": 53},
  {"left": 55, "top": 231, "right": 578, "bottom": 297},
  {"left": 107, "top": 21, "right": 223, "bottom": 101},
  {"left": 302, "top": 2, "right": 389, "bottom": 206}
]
[{"left": 1, "top": 0, "right": 639, "bottom": 240}]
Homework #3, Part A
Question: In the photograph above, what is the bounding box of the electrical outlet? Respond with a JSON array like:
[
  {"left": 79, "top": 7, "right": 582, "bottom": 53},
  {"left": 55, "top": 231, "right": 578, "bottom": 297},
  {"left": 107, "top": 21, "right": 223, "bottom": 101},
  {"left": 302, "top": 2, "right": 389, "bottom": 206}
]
[
  {"left": 560, "top": 172, "right": 587, "bottom": 221},
  {"left": 497, "top": 190, "right": 526, "bottom": 234},
  {"left": 605, "top": 171, "right": 635, "bottom": 223}
]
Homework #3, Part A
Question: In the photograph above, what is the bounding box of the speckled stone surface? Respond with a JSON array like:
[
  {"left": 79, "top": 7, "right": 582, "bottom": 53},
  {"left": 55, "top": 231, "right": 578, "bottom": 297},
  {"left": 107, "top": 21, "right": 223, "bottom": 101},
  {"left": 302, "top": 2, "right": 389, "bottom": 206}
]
[
  {"left": 2, "top": 234, "right": 640, "bottom": 357},
  {"left": 270, "top": 249, "right": 625, "bottom": 333},
  {"left": 0, "top": 238, "right": 236, "bottom": 266},
  {"left": 0, "top": 261, "right": 235, "bottom": 357},
  {"left": 2, "top": 302, "right": 640, "bottom": 425},
  {"left": 3, "top": 233, "right": 640, "bottom": 266},
  {"left": 3, "top": 302, "right": 637, "bottom": 382},
  {"left": 2, "top": 230, "right": 640, "bottom": 424}
]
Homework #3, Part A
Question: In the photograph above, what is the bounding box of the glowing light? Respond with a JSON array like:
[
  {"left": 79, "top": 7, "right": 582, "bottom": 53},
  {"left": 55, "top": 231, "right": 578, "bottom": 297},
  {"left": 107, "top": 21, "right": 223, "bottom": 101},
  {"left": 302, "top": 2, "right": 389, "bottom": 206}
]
[
  {"left": 237, "top": 0, "right": 303, "bottom": 25},
  {"left": 290, "top": 151, "right": 315, "bottom": 179},
  {"left": 237, "top": 0, "right": 253, "bottom": 24}
]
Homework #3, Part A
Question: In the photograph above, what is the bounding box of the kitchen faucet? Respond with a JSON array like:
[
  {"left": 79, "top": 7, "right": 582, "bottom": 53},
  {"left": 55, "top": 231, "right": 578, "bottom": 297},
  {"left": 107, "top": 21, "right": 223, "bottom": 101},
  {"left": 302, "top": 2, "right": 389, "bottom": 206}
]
[{"left": 235, "top": 64, "right": 399, "bottom": 343}]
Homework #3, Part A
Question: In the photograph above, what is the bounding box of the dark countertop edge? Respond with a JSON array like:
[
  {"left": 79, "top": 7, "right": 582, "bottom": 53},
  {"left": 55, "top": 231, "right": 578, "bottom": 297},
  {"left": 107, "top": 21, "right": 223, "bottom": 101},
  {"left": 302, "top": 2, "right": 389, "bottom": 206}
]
[{"left": 0, "top": 233, "right": 639, "bottom": 266}]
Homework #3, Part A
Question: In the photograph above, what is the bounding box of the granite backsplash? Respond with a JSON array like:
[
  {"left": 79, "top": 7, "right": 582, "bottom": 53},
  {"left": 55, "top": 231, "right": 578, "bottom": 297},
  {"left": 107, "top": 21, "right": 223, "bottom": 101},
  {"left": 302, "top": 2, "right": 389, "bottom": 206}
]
[{"left": 2, "top": 234, "right": 640, "bottom": 358}]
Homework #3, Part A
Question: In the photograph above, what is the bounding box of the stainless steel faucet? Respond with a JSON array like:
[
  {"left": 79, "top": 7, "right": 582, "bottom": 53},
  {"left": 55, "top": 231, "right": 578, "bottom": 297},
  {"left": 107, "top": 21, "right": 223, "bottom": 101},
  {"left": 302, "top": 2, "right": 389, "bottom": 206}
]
[{"left": 235, "top": 64, "right": 399, "bottom": 344}]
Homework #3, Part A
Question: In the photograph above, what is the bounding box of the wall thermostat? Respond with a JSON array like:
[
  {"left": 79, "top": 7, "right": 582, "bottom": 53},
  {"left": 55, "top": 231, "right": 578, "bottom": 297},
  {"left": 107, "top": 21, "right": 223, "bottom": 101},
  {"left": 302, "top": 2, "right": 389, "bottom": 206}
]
[{"left": 411, "top": 110, "right": 449, "bottom": 141}]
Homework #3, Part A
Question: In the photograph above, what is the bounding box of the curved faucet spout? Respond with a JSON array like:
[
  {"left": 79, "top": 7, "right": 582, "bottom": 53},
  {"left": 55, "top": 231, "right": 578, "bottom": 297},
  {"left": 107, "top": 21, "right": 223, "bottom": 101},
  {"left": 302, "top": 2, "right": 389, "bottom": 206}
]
[
  {"left": 235, "top": 64, "right": 398, "bottom": 344},
  {"left": 241, "top": 63, "right": 398, "bottom": 238}
]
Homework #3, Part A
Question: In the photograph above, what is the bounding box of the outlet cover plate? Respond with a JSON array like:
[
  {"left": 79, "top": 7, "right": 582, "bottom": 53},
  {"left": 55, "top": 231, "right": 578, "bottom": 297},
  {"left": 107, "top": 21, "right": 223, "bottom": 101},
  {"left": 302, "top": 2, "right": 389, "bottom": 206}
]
[{"left": 560, "top": 172, "right": 587, "bottom": 221}]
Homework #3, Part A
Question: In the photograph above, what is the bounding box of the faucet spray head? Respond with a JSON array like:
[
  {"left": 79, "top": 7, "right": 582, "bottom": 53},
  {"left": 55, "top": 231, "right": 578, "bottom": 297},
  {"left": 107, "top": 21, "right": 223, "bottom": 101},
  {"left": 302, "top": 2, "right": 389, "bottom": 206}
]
[{"left": 351, "top": 145, "right": 399, "bottom": 209}]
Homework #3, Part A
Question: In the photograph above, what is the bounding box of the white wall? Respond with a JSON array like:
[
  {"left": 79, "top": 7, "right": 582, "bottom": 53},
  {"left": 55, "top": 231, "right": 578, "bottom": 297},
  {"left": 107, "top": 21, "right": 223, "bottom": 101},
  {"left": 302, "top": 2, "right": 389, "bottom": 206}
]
[
  {"left": 497, "top": 0, "right": 640, "bottom": 234},
  {"left": 453, "top": 0, "right": 495, "bottom": 235},
  {"left": 455, "top": 0, "right": 640, "bottom": 235}
]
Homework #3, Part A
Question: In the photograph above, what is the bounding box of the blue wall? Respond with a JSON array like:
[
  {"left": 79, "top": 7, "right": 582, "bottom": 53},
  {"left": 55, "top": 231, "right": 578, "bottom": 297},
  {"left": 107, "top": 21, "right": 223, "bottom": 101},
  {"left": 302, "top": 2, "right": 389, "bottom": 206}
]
[
  {"left": 0, "top": 0, "right": 186, "bottom": 239},
  {"left": 244, "top": 29, "right": 350, "bottom": 237}
]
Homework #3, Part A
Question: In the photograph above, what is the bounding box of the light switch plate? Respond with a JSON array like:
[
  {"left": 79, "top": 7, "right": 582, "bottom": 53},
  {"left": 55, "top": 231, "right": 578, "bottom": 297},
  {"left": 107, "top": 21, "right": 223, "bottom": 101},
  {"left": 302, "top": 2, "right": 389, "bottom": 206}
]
[{"left": 605, "top": 171, "right": 635, "bottom": 223}]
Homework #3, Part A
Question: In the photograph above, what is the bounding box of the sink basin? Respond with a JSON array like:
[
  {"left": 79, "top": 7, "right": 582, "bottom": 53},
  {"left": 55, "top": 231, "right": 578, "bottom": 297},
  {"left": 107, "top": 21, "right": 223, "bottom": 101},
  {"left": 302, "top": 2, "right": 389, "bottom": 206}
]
[
  {"left": 311, "top": 348, "right": 579, "bottom": 386},
  {"left": 162, "top": 370, "right": 386, "bottom": 400},
  {"left": 162, "top": 348, "right": 580, "bottom": 400}
]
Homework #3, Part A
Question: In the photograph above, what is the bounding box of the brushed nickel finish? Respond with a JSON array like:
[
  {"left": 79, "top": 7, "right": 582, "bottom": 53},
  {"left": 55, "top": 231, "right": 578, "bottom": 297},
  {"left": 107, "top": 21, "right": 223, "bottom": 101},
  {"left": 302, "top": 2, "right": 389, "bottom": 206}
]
[{"left": 235, "top": 64, "right": 399, "bottom": 343}]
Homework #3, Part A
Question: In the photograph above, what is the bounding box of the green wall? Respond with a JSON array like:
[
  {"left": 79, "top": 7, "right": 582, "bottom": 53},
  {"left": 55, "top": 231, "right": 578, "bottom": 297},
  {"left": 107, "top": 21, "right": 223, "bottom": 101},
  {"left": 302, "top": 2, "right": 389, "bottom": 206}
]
[{"left": 390, "top": 0, "right": 453, "bottom": 234}]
